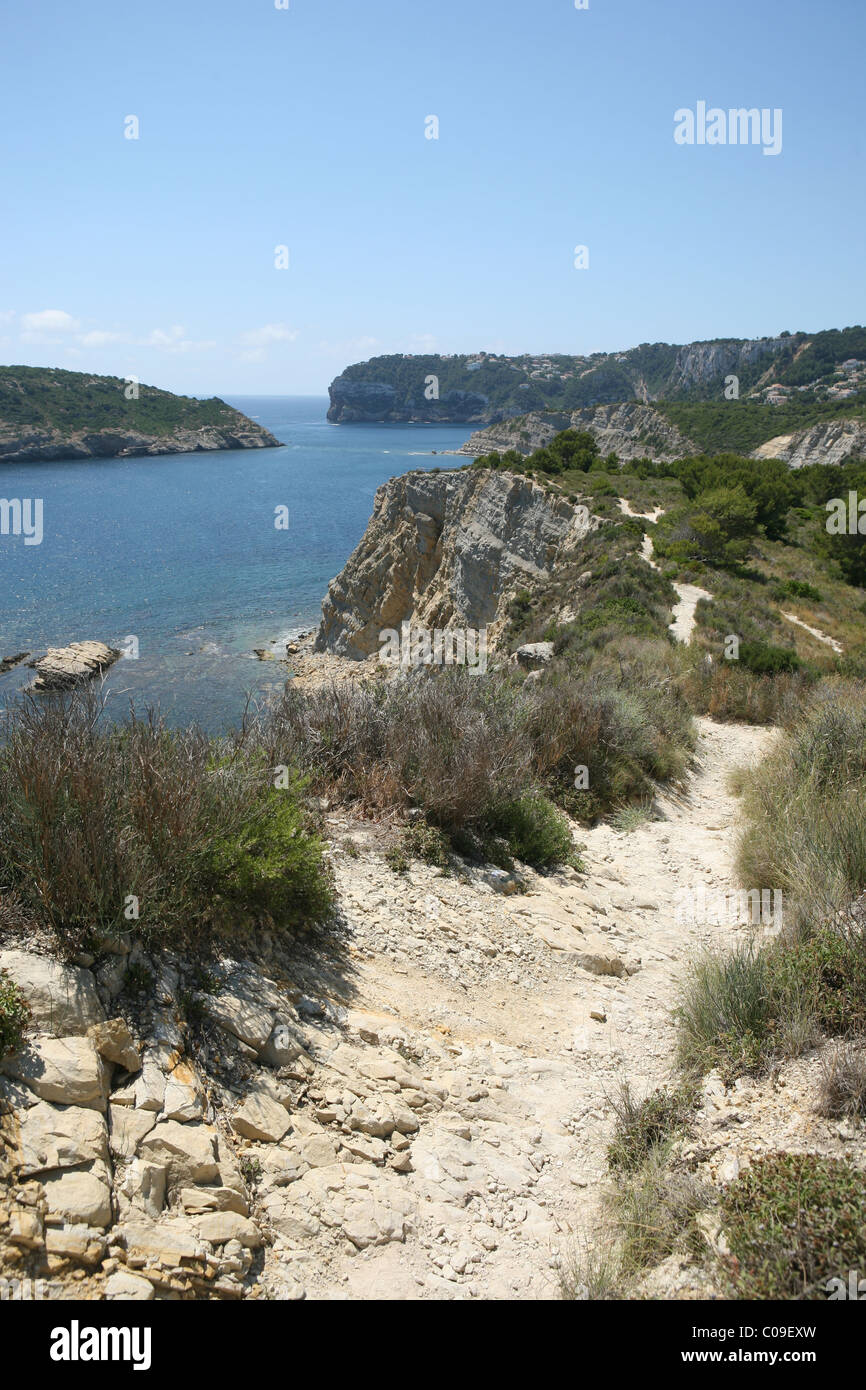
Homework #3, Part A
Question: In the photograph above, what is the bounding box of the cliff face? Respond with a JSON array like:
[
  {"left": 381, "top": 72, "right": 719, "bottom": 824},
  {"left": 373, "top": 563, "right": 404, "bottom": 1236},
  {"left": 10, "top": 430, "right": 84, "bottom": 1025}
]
[
  {"left": 751, "top": 418, "right": 866, "bottom": 468},
  {"left": 327, "top": 376, "right": 489, "bottom": 424},
  {"left": 0, "top": 421, "right": 280, "bottom": 464},
  {"left": 314, "top": 469, "right": 596, "bottom": 659},
  {"left": 665, "top": 336, "right": 791, "bottom": 395},
  {"left": 459, "top": 404, "right": 698, "bottom": 462}
]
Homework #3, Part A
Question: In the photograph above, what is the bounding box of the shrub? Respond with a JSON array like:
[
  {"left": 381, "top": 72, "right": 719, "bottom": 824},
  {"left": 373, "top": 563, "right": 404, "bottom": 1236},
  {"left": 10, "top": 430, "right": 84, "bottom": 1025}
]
[
  {"left": 720, "top": 1153, "right": 866, "bottom": 1299},
  {"left": 817, "top": 1043, "right": 866, "bottom": 1119},
  {"left": 402, "top": 819, "right": 451, "bottom": 868},
  {"left": 485, "top": 793, "right": 575, "bottom": 868},
  {"left": 610, "top": 1146, "right": 707, "bottom": 1273},
  {"left": 676, "top": 944, "right": 774, "bottom": 1080},
  {"left": 737, "top": 640, "right": 802, "bottom": 675},
  {"left": 0, "top": 970, "right": 30, "bottom": 1060},
  {"left": 0, "top": 691, "right": 332, "bottom": 952},
  {"left": 606, "top": 1082, "right": 694, "bottom": 1173}
]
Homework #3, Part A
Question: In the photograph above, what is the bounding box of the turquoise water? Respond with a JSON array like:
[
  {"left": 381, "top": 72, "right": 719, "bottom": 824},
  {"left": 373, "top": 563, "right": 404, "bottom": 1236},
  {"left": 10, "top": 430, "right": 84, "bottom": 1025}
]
[{"left": 0, "top": 397, "right": 471, "bottom": 730}]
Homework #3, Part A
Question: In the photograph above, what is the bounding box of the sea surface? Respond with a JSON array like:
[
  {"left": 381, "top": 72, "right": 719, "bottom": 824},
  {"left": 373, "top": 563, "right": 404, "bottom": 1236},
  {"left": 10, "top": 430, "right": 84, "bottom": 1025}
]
[{"left": 0, "top": 397, "right": 471, "bottom": 730}]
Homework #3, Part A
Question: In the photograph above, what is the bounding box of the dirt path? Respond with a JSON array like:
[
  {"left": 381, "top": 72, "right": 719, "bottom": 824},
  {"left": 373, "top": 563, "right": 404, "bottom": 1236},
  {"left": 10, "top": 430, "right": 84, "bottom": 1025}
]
[
  {"left": 267, "top": 717, "right": 777, "bottom": 1299},
  {"left": 782, "top": 611, "right": 844, "bottom": 653},
  {"left": 618, "top": 498, "right": 711, "bottom": 644}
]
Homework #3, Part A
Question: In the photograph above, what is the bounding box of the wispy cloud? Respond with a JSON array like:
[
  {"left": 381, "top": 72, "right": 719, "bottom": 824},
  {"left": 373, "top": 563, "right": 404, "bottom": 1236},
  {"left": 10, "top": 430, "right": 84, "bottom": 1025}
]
[{"left": 237, "top": 323, "right": 299, "bottom": 362}]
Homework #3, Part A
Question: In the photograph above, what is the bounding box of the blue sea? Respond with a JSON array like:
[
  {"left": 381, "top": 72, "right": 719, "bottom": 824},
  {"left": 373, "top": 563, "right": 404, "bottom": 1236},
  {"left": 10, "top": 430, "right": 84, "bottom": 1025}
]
[{"left": 0, "top": 397, "right": 471, "bottom": 730}]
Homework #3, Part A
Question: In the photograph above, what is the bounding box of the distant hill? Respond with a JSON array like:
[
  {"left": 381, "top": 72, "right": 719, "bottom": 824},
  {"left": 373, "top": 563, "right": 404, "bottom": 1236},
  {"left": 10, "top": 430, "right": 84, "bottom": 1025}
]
[
  {"left": 327, "top": 326, "right": 866, "bottom": 426},
  {"left": 0, "top": 365, "right": 280, "bottom": 463}
]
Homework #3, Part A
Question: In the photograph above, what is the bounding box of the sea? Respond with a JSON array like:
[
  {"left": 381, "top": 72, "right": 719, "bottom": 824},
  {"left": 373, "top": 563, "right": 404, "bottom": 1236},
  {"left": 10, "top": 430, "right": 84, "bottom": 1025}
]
[{"left": 0, "top": 397, "right": 472, "bottom": 731}]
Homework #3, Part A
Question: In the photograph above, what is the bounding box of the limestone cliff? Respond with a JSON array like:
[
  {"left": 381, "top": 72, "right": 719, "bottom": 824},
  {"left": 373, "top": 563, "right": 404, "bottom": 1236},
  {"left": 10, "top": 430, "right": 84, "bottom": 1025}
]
[
  {"left": 459, "top": 404, "right": 698, "bottom": 462},
  {"left": 751, "top": 418, "right": 866, "bottom": 468},
  {"left": 314, "top": 469, "right": 597, "bottom": 659}
]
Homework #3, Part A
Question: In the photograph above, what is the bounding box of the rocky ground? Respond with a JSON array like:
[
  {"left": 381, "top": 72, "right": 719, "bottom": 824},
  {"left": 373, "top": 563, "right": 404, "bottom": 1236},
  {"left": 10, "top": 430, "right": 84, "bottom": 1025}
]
[{"left": 7, "top": 714, "right": 832, "bottom": 1303}]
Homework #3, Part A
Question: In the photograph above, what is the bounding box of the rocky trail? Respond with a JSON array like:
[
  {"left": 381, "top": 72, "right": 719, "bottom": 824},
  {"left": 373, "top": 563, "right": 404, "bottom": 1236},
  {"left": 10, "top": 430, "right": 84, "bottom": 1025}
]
[
  {"left": 2, "top": 716, "right": 778, "bottom": 1301},
  {"left": 619, "top": 499, "right": 711, "bottom": 645}
]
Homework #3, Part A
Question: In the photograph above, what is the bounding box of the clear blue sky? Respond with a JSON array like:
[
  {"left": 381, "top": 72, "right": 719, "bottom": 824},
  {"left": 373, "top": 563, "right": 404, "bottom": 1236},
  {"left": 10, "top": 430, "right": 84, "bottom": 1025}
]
[{"left": 1, "top": 0, "right": 863, "bottom": 395}]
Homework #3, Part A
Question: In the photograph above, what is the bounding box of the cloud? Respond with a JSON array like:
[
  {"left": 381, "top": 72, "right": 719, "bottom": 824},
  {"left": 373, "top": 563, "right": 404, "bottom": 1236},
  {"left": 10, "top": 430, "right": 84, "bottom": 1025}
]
[
  {"left": 20, "top": 309, "right": 80, "bottom": 343},
  {"left": 79, "top": 330, "right": 128, "bottom": 348},
  {"left": 237, "top": 323, "right": 299, "bottom": 362},
  {"left": 144, "top": 325, "right": 217, "bottom": 354},
  {"left": 239, "top": 323, "right": 299, "bottom": 349}
]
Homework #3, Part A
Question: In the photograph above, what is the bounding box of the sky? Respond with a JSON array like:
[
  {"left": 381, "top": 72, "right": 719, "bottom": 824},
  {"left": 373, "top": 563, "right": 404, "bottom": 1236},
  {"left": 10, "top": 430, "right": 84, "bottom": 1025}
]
[{"left": 1, "top": 0, "right": 863, "bottom": 396}]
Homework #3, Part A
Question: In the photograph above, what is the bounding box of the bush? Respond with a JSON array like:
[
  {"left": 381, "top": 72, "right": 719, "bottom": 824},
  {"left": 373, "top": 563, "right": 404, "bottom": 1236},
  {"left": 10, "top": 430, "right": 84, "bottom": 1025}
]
[
  {"left": 267, "top": 663, "right": 694, "bottom": 841},
  {"left": 0, "top": 691, "right": 332, "bottom": 952},
  {"left": 0, "top": 970, "right": 30, "bottom": 1060},
  {"left": 676, "top": 944, "right": 774, "bottom": 1080},
  {"left": 720, "top": 1153, "right": 866, "bottom": 1299},
  {"left": 738, "top": 685, "right": 866, "bottom": 930},
  {"left": 738, "top": 640, "right": 802, "bottom": 675},
  {"left": 817, "top": 1043, "right": 866, "bottom": 1119},
  {"left": 485, "top": 793, "right": 575, "bottom": 868},
  {"left": 402, "top": 819, "right": 451, "bottom": 868},
  {"left": 610, "top": 1147, "right": 707, "bottom": 1273},
  {"left": 606, "top": 1082, "right": 694, "bottom": 1173}
]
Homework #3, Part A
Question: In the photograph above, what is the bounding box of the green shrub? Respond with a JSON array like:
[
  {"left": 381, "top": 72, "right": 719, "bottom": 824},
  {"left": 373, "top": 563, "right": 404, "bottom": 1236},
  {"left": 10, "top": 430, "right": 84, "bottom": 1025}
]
[
  {"left": 738, "top": 640, "right": 802, "bottom": 675},
  {"left": 485, "top": 793, "right": 575, "bottom": 868},
  {"left": 606, "top": 1082, "right": 694, "bottom": 1173},
  {"left": 402, "top": 819, "right": 451, "bottom": 868},
  {"left": 676, "top": 944, "right": 774, "bottom": 1080},
  {"left": 720, "top": 1153, "right": 866, "bottom": 1299},
  {"left": 0, "top": 970, "right": 30, "bottom": 1060}
]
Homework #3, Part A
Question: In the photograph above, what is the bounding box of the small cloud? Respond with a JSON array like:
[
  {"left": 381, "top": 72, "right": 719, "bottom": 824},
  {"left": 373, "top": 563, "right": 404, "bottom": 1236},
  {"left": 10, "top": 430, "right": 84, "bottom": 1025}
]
[
  {"left": 144, "top": 325, "right": 217, "bottom": 354},
  {"left": 239, "top": 323, "right": 299, "bottom": 349},
  {"left": 79, "top": 330, "right": 128, "bottom": 348},
  {"left": 237, "top": 323, "right": 299, "bottom": 362},
  {"left": 20, "top": 308, "right": 80, "bottom": 343}
]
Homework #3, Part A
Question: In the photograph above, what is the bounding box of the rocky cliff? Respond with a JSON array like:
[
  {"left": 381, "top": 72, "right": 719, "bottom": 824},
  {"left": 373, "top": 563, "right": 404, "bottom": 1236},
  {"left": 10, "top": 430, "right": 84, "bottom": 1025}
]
[
  {"left": 751, "top": 417, "right": 866, "bottom": 468},
  {"left": 327, "top": 377, "right": 490, "bottom": 424},
  {"left": 461, "top": 405, "right": 866, "bottom": 471},
  {"left": 314, "top": 469, "right": 597, "bottom": 659},
  {"left": 459, "top": 404, "right": 698, "bottom": 462},
  {"left": 0, "top": 421, "right": 280, "bottom": 465},
  {"left": 326, "top": 330, "right": 866, "bottom": 425}
]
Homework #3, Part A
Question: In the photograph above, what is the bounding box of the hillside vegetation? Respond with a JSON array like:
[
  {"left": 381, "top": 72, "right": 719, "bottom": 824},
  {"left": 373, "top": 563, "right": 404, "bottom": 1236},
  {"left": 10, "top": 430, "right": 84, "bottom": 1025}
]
[{"left": 0, "top": 365, "right": 258, "bottom": 438}]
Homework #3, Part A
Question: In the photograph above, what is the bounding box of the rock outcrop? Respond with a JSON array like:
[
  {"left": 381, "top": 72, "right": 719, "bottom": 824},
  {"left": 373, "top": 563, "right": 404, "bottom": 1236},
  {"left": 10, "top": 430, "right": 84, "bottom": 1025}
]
[
  {"left": 27, "top": 641, "right": 121, "bottom": 691},
  {"left": 314, "top": 469, "right": 597, "bottom": 659},
  {"left": 0, "top": 422, "right": 280, "bottom": 465},
  {"left": 751, "top": 418, "right": 866, "bottom": 468},
  {"left": 459, "top": 404, "right": 698, "bottom": 462}
]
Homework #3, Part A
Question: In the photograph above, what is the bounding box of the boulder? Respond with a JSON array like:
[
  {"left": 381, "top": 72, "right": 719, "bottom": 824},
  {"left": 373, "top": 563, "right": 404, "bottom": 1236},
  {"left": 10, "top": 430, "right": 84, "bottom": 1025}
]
[
  {"left": 231, "top": 1090, "right": 291, "bottom": 1143},
  {"left": 0, "top": 948, "right": 104, "bottom": 1036},
  {"left": 104, "top": 1271, "right": 155, "bottom": 1301},
  {"left": 108, "top": 1104, "right": 156, "bottom": 1160},
  {"left": 3, "top": 1036, "right": 109, "bottom": 1110},
  {"left": 44, "top": 1225, "right": 106, "bottom": 1267},
  {"left": 512, "top": 641, "right": 555, "bottom": 669},
  {"left": 12, "top": 1100, "right": 109, "bottom": 1175},
  {"left": 27, "top": 641, "right": 121, "bottom": 691},
  {"left": 194, "top": 1212, "right": 262, "bottom": 1248},
  {"left": 179, "top": 1186, "right": 249, "bottom": 1217},
  {"left": 87, "top": 1018, "right": 140, "bottom": 1072},
  {"left": 41, "top": 1170, "right": 113, "bottom": 1228},
  {"left": 138, "top": 1121, "right": 220, "bottom": 1189}
]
